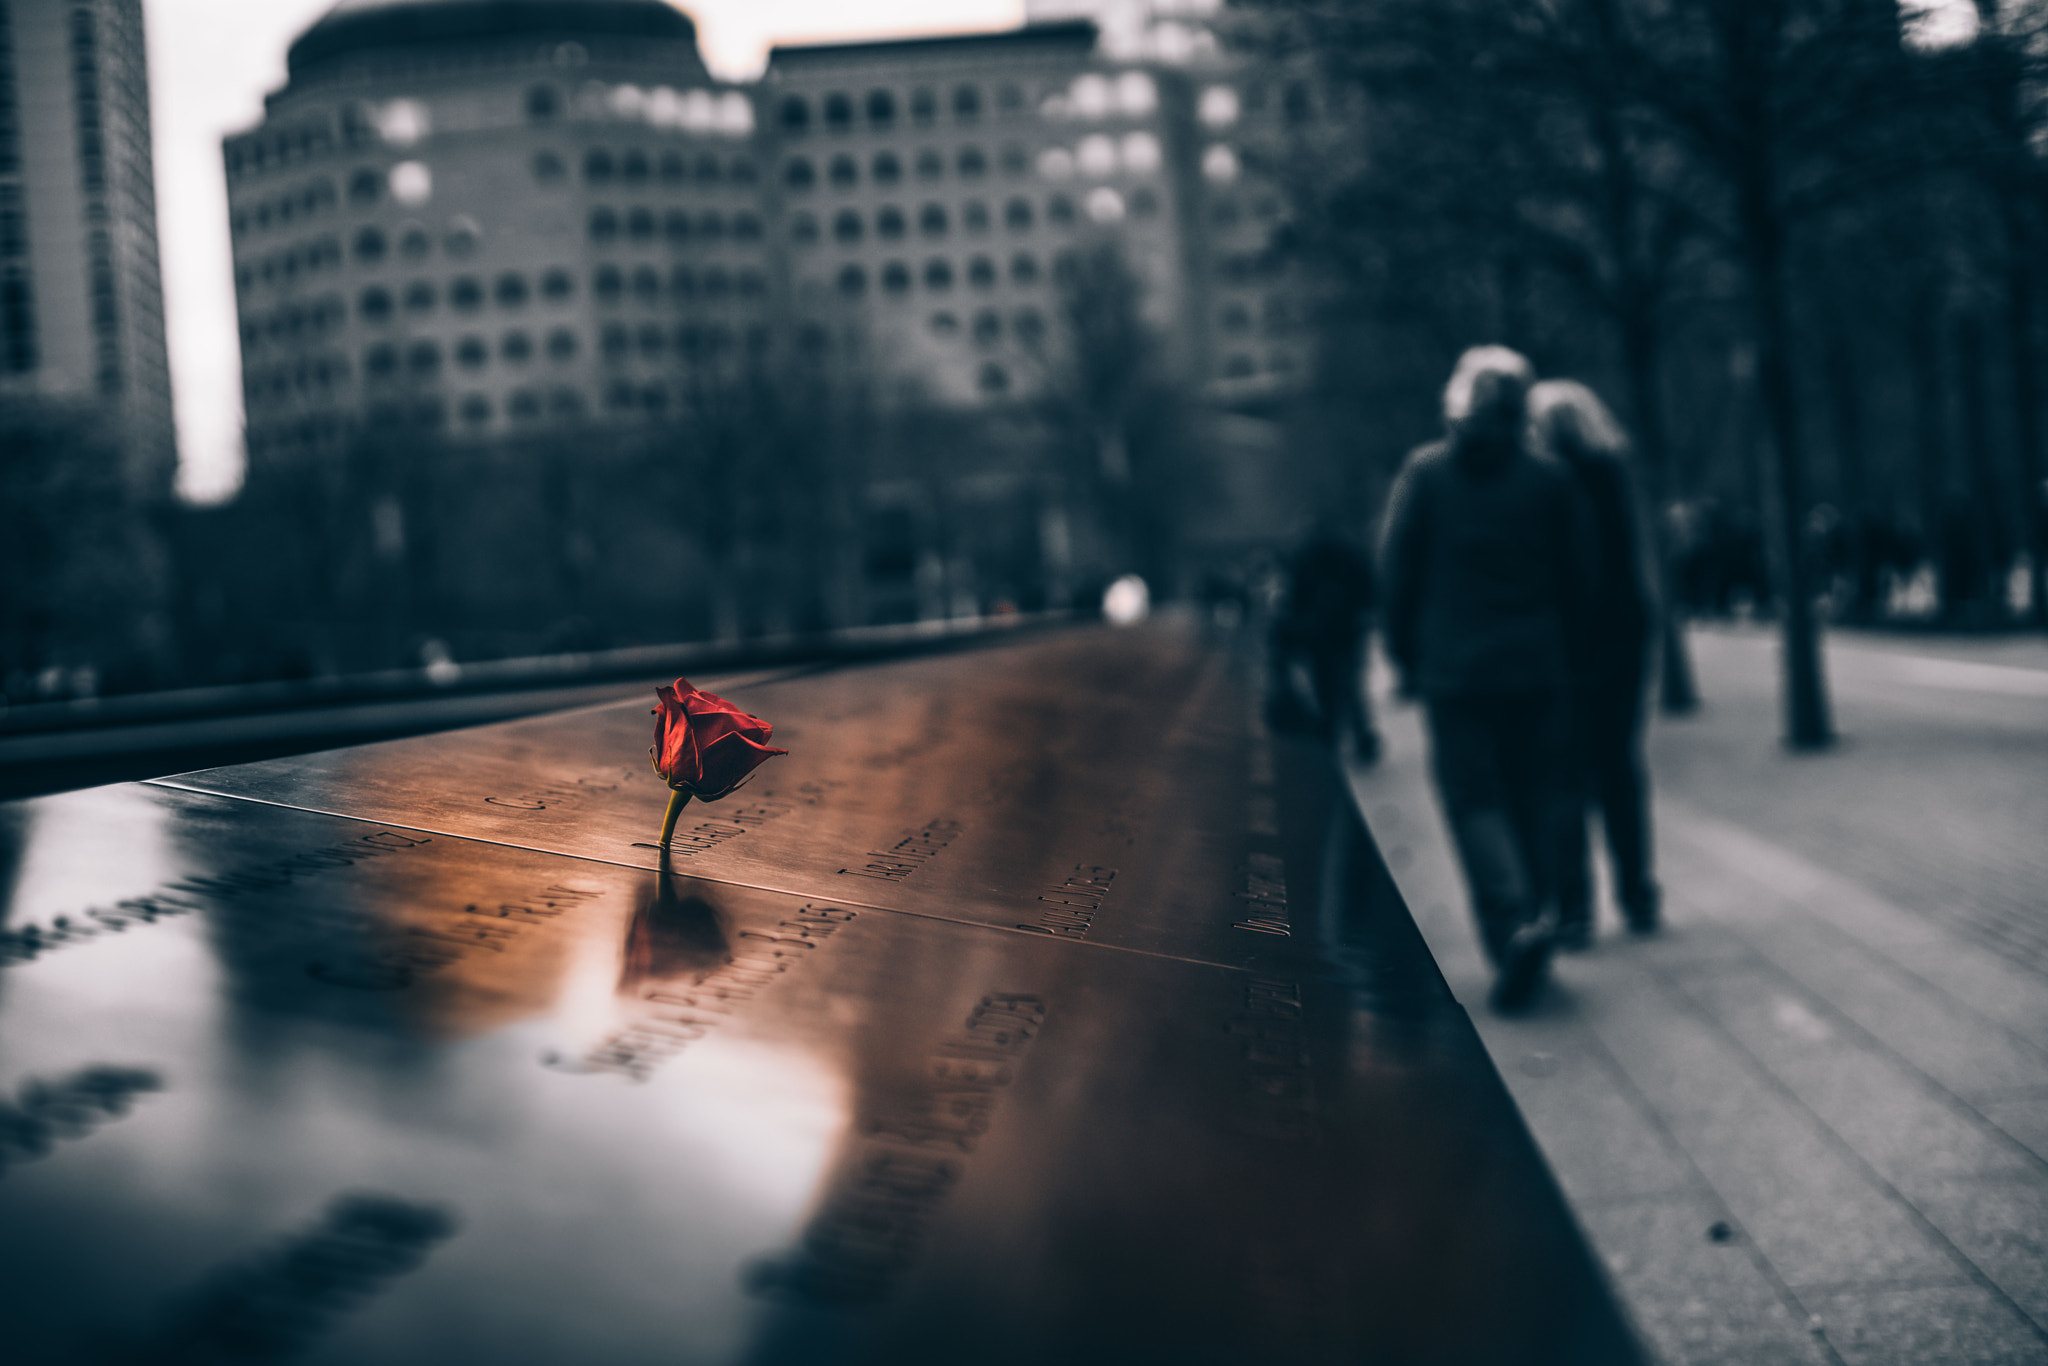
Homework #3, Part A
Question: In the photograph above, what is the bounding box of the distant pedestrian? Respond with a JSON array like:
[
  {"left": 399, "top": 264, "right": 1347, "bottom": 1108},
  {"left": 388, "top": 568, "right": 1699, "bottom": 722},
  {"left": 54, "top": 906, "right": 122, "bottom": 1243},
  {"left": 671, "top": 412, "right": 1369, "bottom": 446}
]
[
  {"left": 1530, "top": 380, "right": 1661, "bottom": 945},
  {"left": 1266, "top": 525, "right": 1382, "bottom": 765},
  {"left": 1381, "top": 347, "right": 1591, "bottom": 1012}
]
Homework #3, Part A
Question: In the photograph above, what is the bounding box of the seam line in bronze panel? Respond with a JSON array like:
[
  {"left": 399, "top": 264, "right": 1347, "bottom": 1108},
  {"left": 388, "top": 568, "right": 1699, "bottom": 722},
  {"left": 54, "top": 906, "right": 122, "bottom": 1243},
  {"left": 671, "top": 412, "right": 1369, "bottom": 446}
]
[{"left": 137, "top": 782, "right": 1255, "bottom": 975}]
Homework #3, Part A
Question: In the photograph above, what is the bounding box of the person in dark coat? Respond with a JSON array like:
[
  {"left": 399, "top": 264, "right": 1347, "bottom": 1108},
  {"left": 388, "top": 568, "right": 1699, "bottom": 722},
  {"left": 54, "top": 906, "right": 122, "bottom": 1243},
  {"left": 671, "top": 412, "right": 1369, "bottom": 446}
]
[
  {"left": 1380, "top": 347, "right": 1591, "bottom": 1012},
  {"left": 1266, "top": 526, "right": 1382, "bottom": 765},
  {"left": 1530, "top": 380, "right": 1661, "bottom": 945}
]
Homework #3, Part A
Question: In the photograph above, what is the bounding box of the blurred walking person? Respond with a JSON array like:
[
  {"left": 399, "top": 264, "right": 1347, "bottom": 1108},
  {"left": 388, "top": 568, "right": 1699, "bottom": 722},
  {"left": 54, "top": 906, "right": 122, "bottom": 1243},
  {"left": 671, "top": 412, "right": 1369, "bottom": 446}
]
[
  {"left": 1266, "top": 525, "right": 1382, "bottom": 766},
  {"left": 1531, "top": 380, "right": 1662, "bottom": 945},
  {"left": 1381, "top": 347, "right": 1591, "bottom": 1011}
]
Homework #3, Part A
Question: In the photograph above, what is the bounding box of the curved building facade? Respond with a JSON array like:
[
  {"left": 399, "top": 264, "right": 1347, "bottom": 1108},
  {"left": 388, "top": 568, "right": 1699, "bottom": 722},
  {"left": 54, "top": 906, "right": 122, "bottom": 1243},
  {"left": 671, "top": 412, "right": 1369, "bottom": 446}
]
[{"left": 228, "top": 0, "right": 765, "bottom": 468}]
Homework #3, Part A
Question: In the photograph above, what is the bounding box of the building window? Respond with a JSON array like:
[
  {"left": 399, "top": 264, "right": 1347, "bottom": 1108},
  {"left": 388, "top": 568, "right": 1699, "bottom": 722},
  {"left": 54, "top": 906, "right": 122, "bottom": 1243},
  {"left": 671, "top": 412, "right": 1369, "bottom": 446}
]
[
  {"left": 593, "top": 265, "right": 623, "bottom": 305},
  {"left": 622, "top": 149, "right": 649, "bottom": 183},
  {"left": 882, "top": 261, "right": 911, "bottom": 294},
  {"left": 929, "top": 311, "right": 958, "bottom": 336},
  {"left": 911, "top": 87, "right": 937, "bottom": 124},
  {"left": 1048, "top": 195, "right": 1076, "bottom": 226},
  {"left": 924, "top": 258, "right": 954, "bottom": 291},
  {"left": 872, "top": 151, "right": 903, "bottom": 186},
  {"left": 588, "top": 207, "right": 619, "bottom": 243},
  {"left": 526, "top": 85, "right": 559, "bottom": 122},
  {"left": 1132, "top": 187, "right": 1160, "bottom": 217},
  {"left": 780, "top": 96, "right": 810, "bottom": 132},
  {"left": 837, "top": 264, "right": 867, "bottom": 297},
  {"left": 550, "top": 387, "right": 585, "bottom": 417},
  {"left": 625, "top": 207, "right": 654, "bottom": 242},
  {"left": 963, "top": 201, "right": 990, "bottom": 233},
  {"left": 605, "top": 378, "right": 634, "bottom": 409},
  {"left": 541, "top": 268, "right": 574, "bottom": 302},
  {"left": 972, "top": 309, "right": 1001, "bottom": 345},
  {"left": 353, "top": 227, "right": 387, "bottom": 263},
  {"left": 455, "top": 335, "right": 487, "bottom": 368},
  {"left": 829, "top": 154, "right": 858, "bottom": 189},
  {"left": 824, "top": 92, "right": 854, "bottom": 132},
  {"left": 600, "top": 323, "right": 629, "bottom": 361},
  {"left": 543, "top": 327, "right": 577, "bottom": 361},
  {"left": 691, "top": 153, "right": 721, "bottom": 184},
  {"left": 697, "top": 211, "right": 725, "bottom": 241},
  {"left": 632, "top": 266, "right": 661, "bottom": 303},
  {"left": 637, "top": 323, "right": 665, "bottom": 358},
  {"left": 957, "top": 147, "right": 987, "bottom": 178},
  {"left": 667, "top": 265, "right": 695, "bottom": 300},
  {"left": 875, "top": 206, "right": 906, "bottom": 240},
  {"left": 347, "top": 168, "right": 381, "bottom": 205},
  {"left": 358, "top": 286, "right": 394, "bottom": 322},
  {"left": 915, "top": 149, "right": 943, "bottom": 181},
  {"left": 791, "top": 212, "right": 819, "bottom": 245},
  {"left": 495, "top": 273, "right": 530, "bottom": 307},
  {"left": 584, "top": 148, "right": 615, "bottom": 183},
  {"left": 403, "top": 281, "right": 436, "bottom": 313},
  {"left": 731, "top": 158, "right": 758, "bottom": 185},
  {"left": 702, "top": 267, "right": 731, "bottom": 300},
  {"left": 967, "top": 256, "right": 996, "bottom": 289},
  {"left": 1220, "top": 302, "right": 1251, "bottom": 334},
  {"left": 919, "top": 203, "right": 948, "bottom": 238},
  {"left": 953, "top": 85, "right": 982, "bottom": 122},
  {"left": 1010, "top": 253, "right": 1040, "bottom": 285},
  {"left": 1015, "top": 307, "right": 1046, "bottom": 348},
  {"left": 509, "top": 388, "right": 542, "bottom": 421},
  {"left": 733, "top": 212, "right": 762, "bottom": 241},
  {"left": 407, "top": 339, "right": 441, "bottom": 376},
  {"left": 665, "top": 209, "right": 690, "bottom": 245},
  {"left": 658, "top": 150, "right": 686, "bottom": 183},
  {"left": 399, "top": 226, "right": 432, "bottom": 259},
  {"left": 738, "top": 269, "right": 767, "bottom": 298},
  {"left": 784, "top": 157, "right": 815, "bottom": 190},
  {"left": 364, "top": 343, "right": 399, "bottom": 379},
  {"left": 449, "top": 276, "right": 483, "bottom": 311},
  {"left": 460, "top": 394, "right": 491, "bottom": 425},
  {"left": 997, "top": 84, "right": 1025, "bottom": 114},
  {"left": 833, "top": 210, "right": 863, "bottom": 244},
  {"left": 1005, "top": 198, "right": 1034, "bottom": 231},
  {"left": 978, "top": 362, "right": 1009, "bottom": 394}
]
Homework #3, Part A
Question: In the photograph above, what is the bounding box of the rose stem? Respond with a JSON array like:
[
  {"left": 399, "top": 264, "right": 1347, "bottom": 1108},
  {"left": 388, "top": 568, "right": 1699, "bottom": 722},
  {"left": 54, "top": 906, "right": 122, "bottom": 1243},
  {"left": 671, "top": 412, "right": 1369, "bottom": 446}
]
[{"left": 659, "top": 789, "right": 691, "bottom": 845}]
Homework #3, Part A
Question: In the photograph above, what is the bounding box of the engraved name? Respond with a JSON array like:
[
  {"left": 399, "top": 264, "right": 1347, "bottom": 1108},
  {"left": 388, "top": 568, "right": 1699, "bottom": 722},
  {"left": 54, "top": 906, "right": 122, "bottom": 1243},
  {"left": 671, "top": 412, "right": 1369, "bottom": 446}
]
[
  {"left": 548, "top": 903, "right": 857, "bottom": 1082},
  {"left": 1231, "top": 851, "right": 1291, "bottom": 937},
  {"left": 1021, "top": 865, "right": 1118, "bottom": 937},
  {"left": 483, "top": 776, "right": 619, "bottom": 809},
  {"left": 315, "top": 882, "right": 606, "bottom": 989},
  {"left": 0, "top": 829, "right": 434, "bottom": 966},
  {"left": 1230, "top": 976, "right": 1320, "bottom": 1144},
  {"left": 747, "top": 992, "right": 1046, "bottom": 1307},
  {"left": 631, "top": 798, "right": 795, "bottom": 858},
  {"left": 837, "top": 817, "right": 963, "bottom": 882}
]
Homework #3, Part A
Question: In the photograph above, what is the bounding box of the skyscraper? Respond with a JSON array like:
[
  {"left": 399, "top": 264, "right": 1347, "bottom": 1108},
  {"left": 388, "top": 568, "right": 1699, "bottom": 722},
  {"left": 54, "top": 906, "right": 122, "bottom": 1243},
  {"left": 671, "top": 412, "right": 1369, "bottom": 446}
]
[{"left": 0, "top": 0, "right": 175, "bottom": 498}]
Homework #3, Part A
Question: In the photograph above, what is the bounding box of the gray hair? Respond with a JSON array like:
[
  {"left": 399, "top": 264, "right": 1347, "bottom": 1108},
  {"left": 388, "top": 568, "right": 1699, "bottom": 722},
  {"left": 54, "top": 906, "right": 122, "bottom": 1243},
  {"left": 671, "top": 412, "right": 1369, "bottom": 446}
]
[
  {"left": 1529, "top": 378, "right": 1630, "bottom": 459},
  {"left": 1442, "top": 345, "right": 1536, "bottom": 425}
]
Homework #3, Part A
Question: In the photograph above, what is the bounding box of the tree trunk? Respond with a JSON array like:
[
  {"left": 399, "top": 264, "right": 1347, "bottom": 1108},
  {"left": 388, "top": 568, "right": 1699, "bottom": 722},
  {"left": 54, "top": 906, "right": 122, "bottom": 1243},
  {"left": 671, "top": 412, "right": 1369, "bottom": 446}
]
[
  {"left": 1619, "top": 302, "right": 1700, "bottom": 713},
  {"left": 2004, "top": 243, "right": 2048, "bottom": 627},
  {"left": 1741, "top": 173, "right": 1834, "bottom": 749}
]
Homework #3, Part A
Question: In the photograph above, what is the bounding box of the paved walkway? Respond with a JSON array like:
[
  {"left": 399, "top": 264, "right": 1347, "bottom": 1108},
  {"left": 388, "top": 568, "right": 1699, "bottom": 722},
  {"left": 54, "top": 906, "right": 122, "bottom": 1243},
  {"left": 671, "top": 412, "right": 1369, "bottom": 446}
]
[{"left": 1350, "top": 624, "right": 2048, "bottom": 1366}]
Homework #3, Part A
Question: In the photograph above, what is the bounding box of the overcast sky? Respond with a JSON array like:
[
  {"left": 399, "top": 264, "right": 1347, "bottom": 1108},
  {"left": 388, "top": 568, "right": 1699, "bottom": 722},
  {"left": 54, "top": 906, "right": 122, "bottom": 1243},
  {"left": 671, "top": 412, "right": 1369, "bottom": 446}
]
[{"left": 145, "top": 0, "right": 1025, "bottom": 503}]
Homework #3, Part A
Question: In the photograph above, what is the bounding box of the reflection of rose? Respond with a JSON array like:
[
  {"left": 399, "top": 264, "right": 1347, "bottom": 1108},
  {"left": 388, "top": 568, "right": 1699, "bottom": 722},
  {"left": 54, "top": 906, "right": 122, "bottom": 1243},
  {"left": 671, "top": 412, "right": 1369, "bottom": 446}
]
[
  {"left": 650, "top": 678, "right": 786, "bottom": 844},
  {"left": 619, "top": 865, "right": 730, "bottom": 994}
]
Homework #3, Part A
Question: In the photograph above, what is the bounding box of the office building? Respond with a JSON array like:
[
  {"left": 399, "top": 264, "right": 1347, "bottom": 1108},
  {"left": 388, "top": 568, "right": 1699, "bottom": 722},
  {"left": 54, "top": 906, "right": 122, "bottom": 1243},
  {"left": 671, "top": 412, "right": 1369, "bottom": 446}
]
[{"left": 0, "top": 0, "right": 175, "bottom": 497}]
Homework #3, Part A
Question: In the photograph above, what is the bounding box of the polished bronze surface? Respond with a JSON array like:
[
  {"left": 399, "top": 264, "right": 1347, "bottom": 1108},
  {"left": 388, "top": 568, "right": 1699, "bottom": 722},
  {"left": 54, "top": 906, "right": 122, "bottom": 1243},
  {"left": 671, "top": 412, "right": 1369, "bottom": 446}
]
[
  {"left": 160, "top": 629, "right": 1311, "bottom": 974},
  {"left": 0, "top": 623, "right": 1641, "bottom": 1364}
]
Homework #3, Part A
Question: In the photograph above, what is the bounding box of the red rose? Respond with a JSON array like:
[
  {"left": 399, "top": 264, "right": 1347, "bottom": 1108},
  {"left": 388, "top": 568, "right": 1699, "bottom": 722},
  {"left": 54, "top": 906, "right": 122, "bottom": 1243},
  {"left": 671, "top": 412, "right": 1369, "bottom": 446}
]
[{"left": 651, "top": 678, "right": 787, "bottom": 800}]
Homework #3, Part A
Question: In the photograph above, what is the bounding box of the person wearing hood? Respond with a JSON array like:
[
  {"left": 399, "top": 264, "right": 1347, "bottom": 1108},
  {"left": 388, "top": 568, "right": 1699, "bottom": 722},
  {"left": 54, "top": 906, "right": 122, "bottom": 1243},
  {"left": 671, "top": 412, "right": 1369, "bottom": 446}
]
[
  {"left": 1530, "top": 380, "right": 1662, "bottom": 945},
  {"left": 1379, "top": 346, "right": 1593, "bottom": 1012}
]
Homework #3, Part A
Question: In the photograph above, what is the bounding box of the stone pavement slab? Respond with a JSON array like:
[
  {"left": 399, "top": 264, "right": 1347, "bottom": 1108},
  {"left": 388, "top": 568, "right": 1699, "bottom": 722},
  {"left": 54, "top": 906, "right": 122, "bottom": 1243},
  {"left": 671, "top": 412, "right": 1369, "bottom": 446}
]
[{"left": 1349, "top": 627, "right": 2048, "bottom": 1365}]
